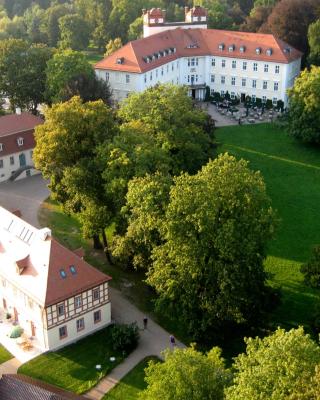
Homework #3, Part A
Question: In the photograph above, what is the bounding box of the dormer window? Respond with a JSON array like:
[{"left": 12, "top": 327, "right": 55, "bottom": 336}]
[
  {"left": 284, "top": 47, "right": 291, "bottom": 54},
  {"left": 0, "top": 143, "right": 3, "bottom": 152},
  {"left": 240, "top": 46, "right": 246, "bottom": 53},
  {"left": 218, "top": 43, "right": 225, "bottom": 51},
  {"left": 59, "top": 269, "right": 67, "bottom": 279},
  {"left": 17, "top": 137, "right": 24, "bottom": 146},
  {"left": 170, "top": 47, "right": 176, "bottom": 53},
  {"left": 228, "top": 45, "right": 235, "bottom": 52},
  {"left": 116, "top": 57, "right": 124, "bottom": 64},
  {"left": 266, "top": 48, "right": 273, "bottom": 56},
  {"left": 256, "top": 47, "right": 261, "bottom": 55}
]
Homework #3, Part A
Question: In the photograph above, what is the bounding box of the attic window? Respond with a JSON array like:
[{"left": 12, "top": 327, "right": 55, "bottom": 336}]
[
  {"left": 284, "top": 47, "right": 291, "bottom": 54},
  {"left": 187, "top": 43, "right": 198, "bottom": 49},
  {"left": 255, "top": 47, "right": 261, "bottom": 55},
  {"left": 171, "top": 47, "right": 176, "bottom": 53},
  {"left": 240, "top": 45, "right": 246, "bottom": 53},
  {"left": 218, "top": 43, "right": 225, "bottom": 51},
  {"left": 228, "top": 45, "right": 235, "bottom": 52},
  {"left": 0, "top": 143, "right": 2, "bottom": 152},
  {"left": 69, "top": 265, "right": 77, "bottom": 275},
  {"left": 17, "top": 137, "right": 24, "bottom": 146},
  {"left": 60, "top": 269, "right": 67, "bottom": 279},
  {"left": 116, "top": 57, "right": 124, "bottom": 64},
  {"left": 266, "top": 48, "right": 273, "bottom": 56}
]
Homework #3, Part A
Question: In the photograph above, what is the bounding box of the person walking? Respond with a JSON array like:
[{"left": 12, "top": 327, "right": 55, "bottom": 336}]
[{"left": 143, "top": 316, "right": 148, "bottom": 330}]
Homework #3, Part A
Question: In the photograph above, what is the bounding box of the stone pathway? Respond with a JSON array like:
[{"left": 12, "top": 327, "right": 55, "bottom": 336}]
[
  {"left": 0, "top": 358, "right": 21, "bottom": 377},
  {"left": 85, "top": 287, "right": 185, "bottom": 399}
]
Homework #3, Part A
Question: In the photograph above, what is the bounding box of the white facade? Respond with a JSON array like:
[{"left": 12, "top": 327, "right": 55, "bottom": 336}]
[
  {"left": 97, "top": 54, "right": 301, "bottom": 105},
  {"left": 0, "top": 148, "right": 40, "bottom": 183}
]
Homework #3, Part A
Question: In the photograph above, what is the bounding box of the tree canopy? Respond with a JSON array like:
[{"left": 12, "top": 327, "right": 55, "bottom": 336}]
[
  {"left": 141, "top": 347, "right": 231, "bottom": 400},
  {"left": 287, "top": 66, "right": 320, "bottom": 144},
  {"left": 225, "top": 327, "right": 320, "bottom": 400},
  {"left": 308, "top": 19, "right": 320, "bottom": 66}
]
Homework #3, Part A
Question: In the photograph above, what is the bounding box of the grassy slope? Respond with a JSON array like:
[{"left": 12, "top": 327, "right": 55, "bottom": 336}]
[
  {"left": 104, "top": 357, "right": 159, "bottom": 400},
  {"left": 0, "top": 345, "right": 13, "bottom": 364},
  {"left": 18, "top": 327, "right": 124, "bottom": 394},
  {"left": 216, "top": 123, "right": 320, "bottom": 329}
]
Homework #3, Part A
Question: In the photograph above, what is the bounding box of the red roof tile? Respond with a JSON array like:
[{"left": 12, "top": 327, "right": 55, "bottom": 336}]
[
  {"left": 95, "top": 28, "right": 302, "bottom": 74},
  {"left": 0, "top": 130, "right": 35, "bottom": 157},
  {"left": 44, "top": 239, "right": 111, "bottom": 306},
  {"left": 0, "top": 113, "right": 43, "bottom": 137}
]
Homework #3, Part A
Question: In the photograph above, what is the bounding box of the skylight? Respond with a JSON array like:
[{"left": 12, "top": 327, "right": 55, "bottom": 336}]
[
  {"left": 60, "top": 269, "right": 67, "bottom": 279},
  {"left": 69, "top": 265, "right": 77, "bottom": 275}
]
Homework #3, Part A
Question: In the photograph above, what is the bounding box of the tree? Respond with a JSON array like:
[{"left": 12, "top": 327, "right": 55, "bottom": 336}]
[
  {"left": 301, "top": 245, "right": 320, "bottom": 288},
  {"left": 45, "top": 49, "right": 94, "bottom": 103},
  {"left": 265, "top": 0, "right": 318, "bottom": 54},
  {"left": 198, "top": 0, "right": 233, "bottom": 29},
  {"left": 142, "top": 154, "right": 275, "bottom": 338},
  {"left": 241, "top": 3, "right": 274, "bottom": 32},
  {"left": 127, "top": 16, "right": 143, "bottom": 41},
  {"left": 308, "top": 19, "right": 320, "bottom": 66},
  {"left": 105, "top": 37, "right": 123, "bottom": 57},
  {"left": 225, "top": 327, "right": 320, "bottom": 400},
  {"left": 0, "top": 39, "right": 53, "bottom": 112},
  {"left": 23, "top": 4, "right": 46, "bottom": 43},
  {"left": 287, "top": 66, "right": 320, "bottom": 143},
  {"left": 141, "top": 347, "right": 231, "bottom": 400},
  {"left": 43, "top": 4, "right": 69, "bottom": 47},
  {"left": 118, "top": 84, "right": 215, "bottom": 175},
  {"left": 58, "top": 13, "right": 90, "bottom": 50}
]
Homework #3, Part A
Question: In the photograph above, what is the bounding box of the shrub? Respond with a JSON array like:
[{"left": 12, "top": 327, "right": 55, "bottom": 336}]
[
  {"left": 277, "top": 100, "right": 284, "bottom": 112},
  {"left": 111, "top": 323, "right": 139, "bottom": 355},
  {"left": 10, "top": 326, "right": 23, "bottom": 338},
  {"left": 311, "top": 302, "right": 320, "bottom": 334},
  {"left": 301, "top": 245, "right": 320, "bottom": 288},
  {"left": 255, "top": 98, "right": 262, "bottom": 108},
  {"left": 266, "top": 99, "right": 273, "bottom": 109}
]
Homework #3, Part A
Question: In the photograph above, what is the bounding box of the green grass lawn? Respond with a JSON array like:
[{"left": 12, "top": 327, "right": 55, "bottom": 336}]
[
  {"left": 216, "top": 123, "right": 320, "bottom": 330},
  {"left": 18, "top": 327, "right": 125, "bottom": 394},
  {"left": 82, "top": 50, "right": 104, "bottom": 65},
  {"left": 0, "top": 345, "right": 13, "bottom": 364},
  {"left": 104, "top": 357, "right": 159, "bottom": 400}
]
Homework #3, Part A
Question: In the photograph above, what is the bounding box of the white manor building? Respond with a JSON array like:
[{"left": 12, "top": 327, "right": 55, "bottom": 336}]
[
  {"left": 0, "top": 207, "right": 112, "bottom": 351},
  {"left": 95, "top": 6, "right": 302, "bottom": 106}
]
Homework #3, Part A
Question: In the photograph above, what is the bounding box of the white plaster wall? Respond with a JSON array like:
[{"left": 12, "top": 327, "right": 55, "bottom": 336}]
[
  {"left": 0, "top": 148, "right": 39, "bottom": 183},
  {"left": 143, "top": 23, "right": 207, "bottom": 38},
  {"left": 46, "top": 302, "right": 111, "bottom": 351}
]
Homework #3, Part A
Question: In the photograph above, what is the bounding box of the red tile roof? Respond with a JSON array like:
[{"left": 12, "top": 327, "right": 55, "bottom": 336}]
[
  {"left": 0, "top": 113, "right": 43, "bottom": 137},
  {"left": 188, "top": 6, "right": 208, "bottom": 17},
  {"left": 0, "top": 130, "right": 35, "bottom": 157},
  {"left": 95, "top": 28, "right": 302, "bottom": 74},
  {"left": 44, "top": 239, "right": 111, "bottom": 306}
]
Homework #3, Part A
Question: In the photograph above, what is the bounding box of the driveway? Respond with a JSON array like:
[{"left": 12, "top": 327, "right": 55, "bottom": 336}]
[{"left": 0, "top": 174, "right": 49, "bottom": 227}]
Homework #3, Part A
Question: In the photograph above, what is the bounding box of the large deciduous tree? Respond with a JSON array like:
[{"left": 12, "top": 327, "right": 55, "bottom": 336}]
[
  {"left": 141, "top": 347, "right": 231, "bottom": 400},
  {"left": 308, "top": 19, "right": 320, "bottom": 66},
  {"left": 58, "top": 13, "right": 90, "bottom": 51},
  {"left": 287, "top": 66, "right": 320, "bottom": 144},
  {"left": 0, "top": 39, "right": 52, "bottom": 113},
  {"left": 118, "top": 84, "right": 215, "bottom": 175},
  {"left": 225, "top": 327, "right": 320, "bottom": 400}
]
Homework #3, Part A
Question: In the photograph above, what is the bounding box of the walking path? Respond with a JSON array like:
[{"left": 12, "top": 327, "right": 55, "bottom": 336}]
[
  {"left": 0, "top": 358, "right": 21, "bottom": 377},
  {"left": 85, "top": 287, "right": 185, "bottom": 399}
]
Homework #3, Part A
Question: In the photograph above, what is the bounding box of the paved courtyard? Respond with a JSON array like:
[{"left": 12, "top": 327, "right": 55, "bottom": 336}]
[{"left": 0, "top": 174, "right": 49, "bottom": 227}]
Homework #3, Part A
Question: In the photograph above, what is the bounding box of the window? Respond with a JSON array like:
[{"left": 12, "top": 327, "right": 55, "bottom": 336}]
[
  {"left": 253, "top": 63, "right": 258, "bottom": 72},
  {"left": 17, "top": 138, "right": 24, "bottom": 146},
  {"left": 221, "top": 76, "right": 225, "bottom": 84},
  {"left": 211, "top": 58, "right": 215, "bottom": 66},
  {"left": 75, "top": 295, "right": 82, "bottom": 308},
  {"left": 76, "top": 318, "right": 85, "bottom": 332},
  {"left": 172, "top": 63, "right": 174, "bottom": 71},
  {"left": 273, "top": 97, "right": 278, "bottom": 105},
  {"left": 30, "top": 150, "right": 33, "bottom": 159},
  {"left": 275, "top": 65, "right": 280, "bottom": 74},
  {"left": 105, "top": 72, "right": 109, "bottom": 81},
  {"left": 210, "top": 74, "right": 215, "bottom": 83},
  {"left": 59, "top": 269, "right": 67, "bottom": 279},
  {"left": 263, "top": 81, "right": 268, "bottom": 90},
  {"left": 196, "top": 58, "right": 199, "bottom": 66},
  {"left": 242, "top": 78, "right": 246, "bottom": 87},
  {"left": 59, "top": 326, "right": 67, "bottom": 339},
  {"left": 232, "top": 60, "right": 236, "bottom": 69},
  {"left": 0, "top": 160, "right": 3, "bottom": 169},
  {"left": 93, "top": 288, "right": 100, "bottom": 301},
  {"left": 262, "top": 96, "right": 267, "bottom": 103},
  {"left": 210, "top": 89, "right": 215, "bottom": 95},
  {"left": 229, "top": 45, "right": 235, "bottom": 52},
  {"left": 0, "top": 143, "right": 2, "bottom": 151},
  {"left": 231, "top": 77, "right": 236, "bottom": 86},
  {"left": 242, "top": 62, "right": 247, "bottom": 70},
  {"left": 231, "top": 92, "right": 235, "bottom": 99},
  {"left": 69, "top": 265, "right": 76, "bottom": 275},
  {"left": 264, "top": 64, "right": 269, "bottom": 73},
  {"left": 161, "top": 67, "right": 164, "bottom": 76},
  {"left": 94, "top": 310, "right": 101, "bottom": 323},
  {"left": 221, "top": 59, "right": 226, "bottom": 68},
  {"left": 252, "top": 94, "right": 256, "bottom": 101},
  {"left": 256, "top": 47, "right": 261, "bottom": 55},
  {"left": 144, "top": 74, "right": 146, "bottom": 83},
  {"left": 57, "top": 303, "right": 65, "bottom": 316},
  {"left": 274, "top": 82, "right": 279, "bottom": 91},
  {"left": 220, "top": 90, "right": 225, "bottom": 97},
  {"left": 150, "top": 72, "right": 152, "bottom": 81},
  {"left": 252, "top": 79, "right": 257, "bottom": 88},
  {"left": 10, "top": 156, "right": 14, "bottom": 165},
  {"left": 156, "top": 69, "right": 158, "bottom": 78}
]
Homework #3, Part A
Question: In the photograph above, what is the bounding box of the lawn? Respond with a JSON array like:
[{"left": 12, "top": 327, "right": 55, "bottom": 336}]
[
  {"left": 104, "top": 356, "right": 159, "bottom": 400},
  {"left": 216, "top": 123, "right": 320, "bottom": 330},
  {"left": 82, "top": 50, "right": 104, "bottom": 65},
  {"left": 0, "top": 344, "right": 12, "bottom": 364},
  {"left": 18, "top": 326, "right": 125, "bottom": 394}
]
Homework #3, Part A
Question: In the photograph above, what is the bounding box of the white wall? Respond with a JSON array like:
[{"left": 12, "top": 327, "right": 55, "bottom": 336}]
[
  {"left": 0, "top": 149, "right": 40, "bottom": 183},
  {"left": 143, "top": 23, "right": 207, "bottom": 38}
]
